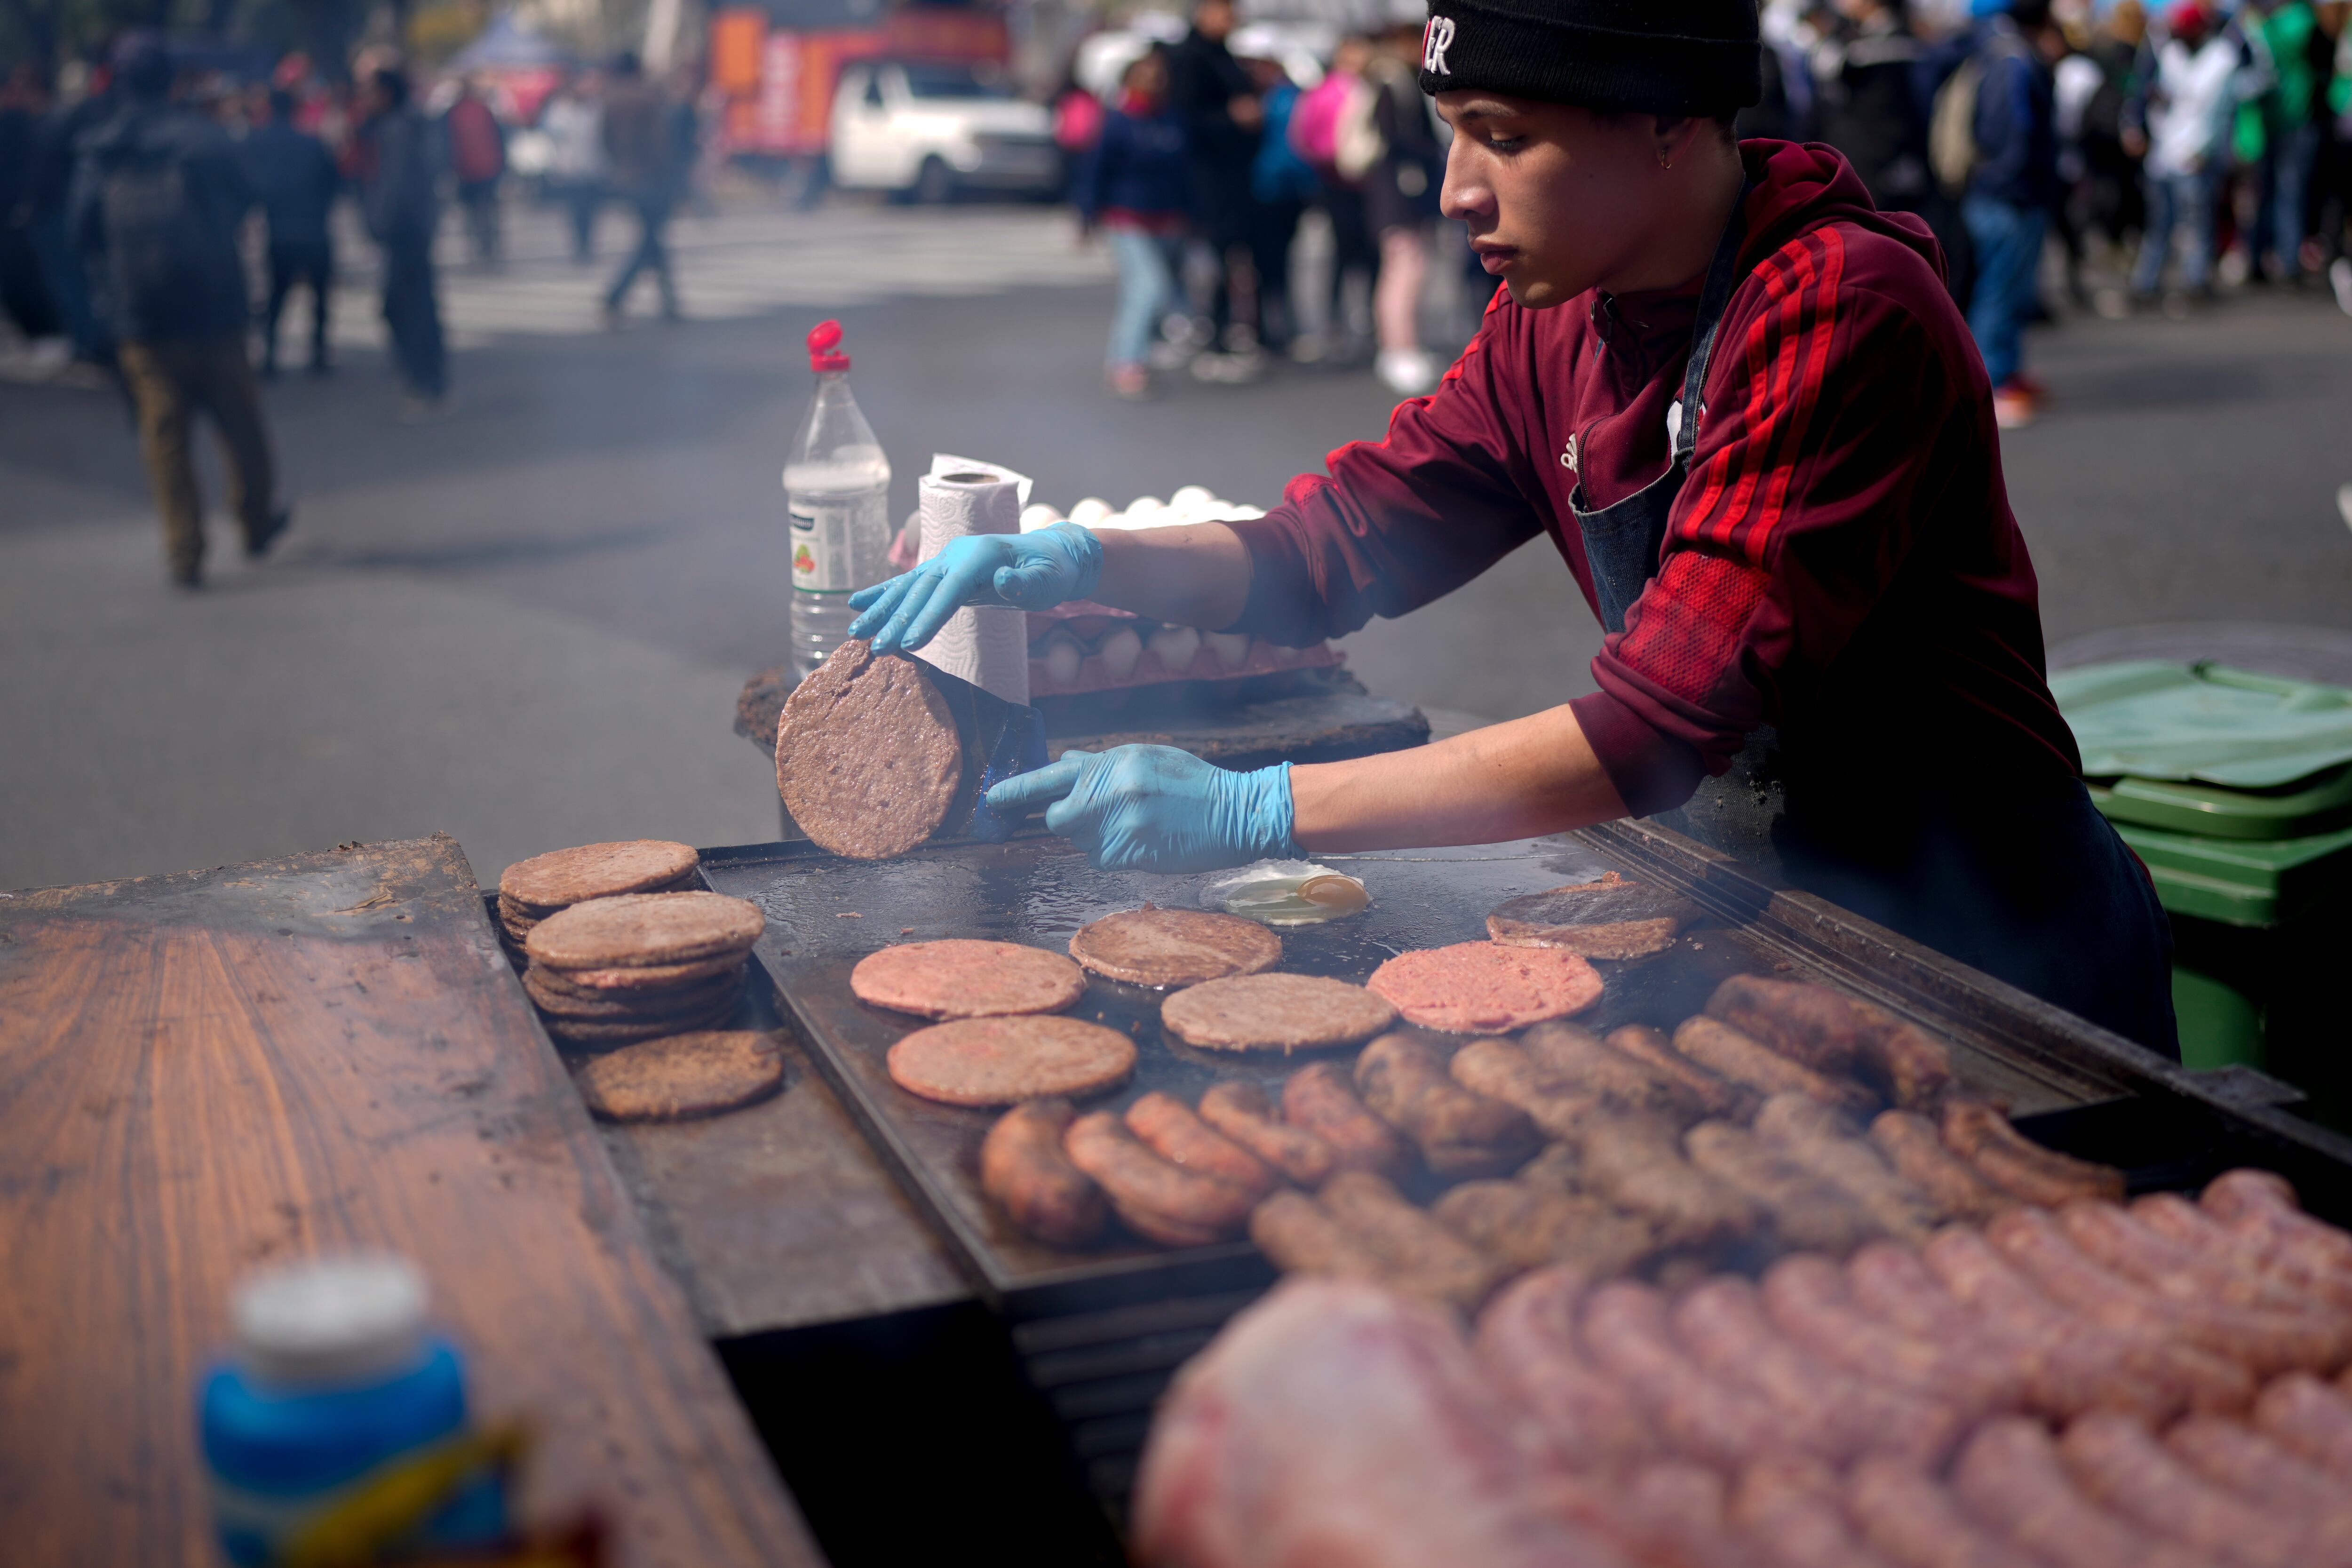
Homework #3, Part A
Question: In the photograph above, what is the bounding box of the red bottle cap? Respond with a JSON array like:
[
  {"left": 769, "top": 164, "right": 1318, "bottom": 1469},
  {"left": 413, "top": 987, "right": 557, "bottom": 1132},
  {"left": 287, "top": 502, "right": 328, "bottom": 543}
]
[{"left": 807, "top": 319, "right": 851, "bottom": 373}]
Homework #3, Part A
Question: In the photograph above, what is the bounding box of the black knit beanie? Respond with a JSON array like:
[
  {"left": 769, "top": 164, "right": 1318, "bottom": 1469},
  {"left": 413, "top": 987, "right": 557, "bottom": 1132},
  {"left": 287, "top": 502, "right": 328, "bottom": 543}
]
[{"left": 1415, "top": 0, "right": 1762, "bottom": 116}]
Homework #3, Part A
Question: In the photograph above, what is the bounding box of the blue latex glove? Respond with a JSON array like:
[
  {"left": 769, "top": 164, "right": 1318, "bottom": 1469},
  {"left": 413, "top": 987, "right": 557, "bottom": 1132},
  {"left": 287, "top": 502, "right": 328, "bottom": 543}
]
[
  {"left": 984, "top": 745, "right": 1301, "bottom": 873},
  {"left": 846, "top": 521, "right": 1104, "bottom": 655}
]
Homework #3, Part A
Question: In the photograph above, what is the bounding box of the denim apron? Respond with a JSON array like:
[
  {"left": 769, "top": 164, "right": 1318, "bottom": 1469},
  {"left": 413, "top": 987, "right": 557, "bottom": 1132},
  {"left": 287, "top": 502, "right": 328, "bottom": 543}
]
[
  {"left": 1569, "top": 195, "right": 1788, "bottom": 865},
  {"left": 1565, "top": 200, "right": 2178, "bottom": 1056}
]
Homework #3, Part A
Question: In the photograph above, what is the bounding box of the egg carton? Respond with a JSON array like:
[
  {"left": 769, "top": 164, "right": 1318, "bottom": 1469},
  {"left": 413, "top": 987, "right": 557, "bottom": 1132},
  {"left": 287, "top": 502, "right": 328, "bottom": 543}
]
[{"left": 1017, "top": 487, "right": 1341, "bottom": 697}]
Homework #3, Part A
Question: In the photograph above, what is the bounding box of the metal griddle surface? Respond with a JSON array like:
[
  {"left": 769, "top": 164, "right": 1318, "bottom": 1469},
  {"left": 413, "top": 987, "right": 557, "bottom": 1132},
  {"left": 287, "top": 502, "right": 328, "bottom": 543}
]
[{"left": 700, "top": 831, "right": 2128, "bottom": 1319}]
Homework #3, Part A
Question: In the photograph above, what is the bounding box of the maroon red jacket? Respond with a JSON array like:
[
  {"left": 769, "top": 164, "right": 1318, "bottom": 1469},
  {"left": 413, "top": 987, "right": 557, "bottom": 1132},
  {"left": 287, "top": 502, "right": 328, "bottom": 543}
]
[{"left": 1227, "top": 141, "right": 2082, "bottom": 821}]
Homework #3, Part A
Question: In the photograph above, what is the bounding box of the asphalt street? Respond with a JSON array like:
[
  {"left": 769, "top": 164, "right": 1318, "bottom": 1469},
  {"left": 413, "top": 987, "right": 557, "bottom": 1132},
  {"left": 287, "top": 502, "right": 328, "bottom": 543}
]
[{"left": 5, "top": 196, "right": 2352, "bottom": 893}]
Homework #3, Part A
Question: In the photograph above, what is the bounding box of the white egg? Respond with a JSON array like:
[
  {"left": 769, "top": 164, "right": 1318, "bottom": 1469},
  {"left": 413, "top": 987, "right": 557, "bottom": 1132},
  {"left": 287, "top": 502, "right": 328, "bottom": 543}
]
[
  {"left": 1125, "top": 496, "right": 1164, "bottom": 518},
  {"left": 1224, "top": 504, "right": 1266, "bottom": 520},
  {"left": 1204, "top": 631, "right": 1251, "bottom": 668},
  {"left": 1148, "top": 624, "right": 1201, "bottom": 673},
  {"left": 1040, "top": 633, "right": 1084, "bottom": 687},
  {"left": 1020, "top": 503, "right": 1065, "bottom": 532},
  {"left": 1068, "top": 497, "right": 1113, "bottom": 525},
  {"left": 1098, "top": 625, "right": 1143, "bottom": 680}
]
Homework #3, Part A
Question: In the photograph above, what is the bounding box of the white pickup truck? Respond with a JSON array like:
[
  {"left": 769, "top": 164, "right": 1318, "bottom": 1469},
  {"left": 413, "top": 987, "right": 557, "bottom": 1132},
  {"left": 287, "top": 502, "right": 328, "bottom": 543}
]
[{"left": 828, "top": 59, "right": 1062, "bottom": 203}]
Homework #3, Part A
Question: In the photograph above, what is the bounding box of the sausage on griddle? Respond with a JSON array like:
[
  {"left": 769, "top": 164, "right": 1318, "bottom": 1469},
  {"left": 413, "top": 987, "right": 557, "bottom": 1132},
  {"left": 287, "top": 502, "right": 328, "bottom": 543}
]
[
  {"left": 1754, "top": 1094, "right": 1943, "bottom": 1243},
  {"left": 2059, "top": 1411, "right": 2307, "bottom": 1568},
  {"left": 1247, "top": 1189, "right": 1383, "bottom": 1279},
  {"left": 1602, "top": 1023, "right": 1756, "bottom": 1120},
  {"left": 981, "top": 1099, "right": 1107, "bottom": 1247},
  {"left": 1726, "top": 1457, "right": 1883, "bottom": 1568},
  {"left": 1988, "top": 1204, "right": 2351, "bottom": 1376},
  {"left": 1843, "top": 1457, "right": 2021, "bottom": 1568},
  {"left": 1761, "top": 1253, "right": 2017, "bottom": 1415},
  {"left": 1868, "top": 1110, "right": 2015, "bottom": 1225},
  {"left": 1063, "top": 1110, "right": 1256, "bottom": 1247},
  {"left": 1355, "top": 1032, "right": 1540, "bottom": 1178},
  {"left": 1316, "top": 1170, "right": 1500, "bottom": 1312},
  {"left": 1447, "top": 1035, "right": 1605, "bottom": 1140},
  {"left": 1125, "top": 1090, "right": 1277, "bottom": 1201},
  {"left": 1520, "top": 1020, "right": 1708, "bottom": 1121},
  {"left": 1842, "top": 997, "right": 1957, "bottom": 1111},
  {"left": 1570, "top": 1116, "right": 1761, "bottom": 1250},
  {"left": 1580, "top": 1281, "right": 1787, "bottom": 1472},
  {"left": 1952, "top": 1418, "right": 2212, "bottom": 1568},
  {"left": 1674, "top": 1016, "right": 1879, "bottom": 1118},
  {"left": 1280, "top": 1061, "right": 1411, "bottom": 1178},
  {"left": 1672, "top": 1275, "right": 1963, "bottom": 1468},
  {"left": 1704, "top": 976, "right": 1864, "bottom": 1076},
  {"left": 2252, "top": 1374, "right": 2352, "bottom": 1480},
  {"left": 1473, "top": 1265, "right": 1663, "bottom": 1470},
  {"left": 1939, "top": 1099, "right": 2124, "bottom": 1205},
  {"left": 1685, "top": 1120, "right": 1886, "bottom": 1256},
  {"left": 1432, "top": 1180, "right": 1656, "bottom": 1278},
  {"left": 1198, "top": 1079, "right": 1336, "bottom": 1187}
]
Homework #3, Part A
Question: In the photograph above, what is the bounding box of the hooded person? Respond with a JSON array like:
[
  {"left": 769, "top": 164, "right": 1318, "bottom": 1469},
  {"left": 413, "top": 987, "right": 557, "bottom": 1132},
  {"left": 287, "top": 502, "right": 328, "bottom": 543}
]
[{"left": 844, "top": 0, "right": 2177, "bottom": 1055}]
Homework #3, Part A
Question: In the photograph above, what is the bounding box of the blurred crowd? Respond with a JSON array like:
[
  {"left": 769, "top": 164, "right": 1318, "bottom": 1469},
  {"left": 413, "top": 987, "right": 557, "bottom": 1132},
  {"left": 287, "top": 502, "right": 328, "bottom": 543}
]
[
  {"left": 0, "top": 33, "right": 704, "bottom": 586},
  {"left": 1063, "top": 0, "right": 1478, "bottom": 399},
  {"left": 1057, "top": 0, "right": 2352, "bottom": 422}
]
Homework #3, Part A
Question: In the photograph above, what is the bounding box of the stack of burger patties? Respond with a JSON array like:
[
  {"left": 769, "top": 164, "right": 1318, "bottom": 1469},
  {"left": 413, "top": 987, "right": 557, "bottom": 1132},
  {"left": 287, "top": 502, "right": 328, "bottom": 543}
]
[
  {"left": 521, "top": 890, "right": 766, "bottom": 1048},
  {"left": 497, "top": 840, "right": 702, "bottom": 951},
  {"left": 495, "top": 841, "right": 763, "bottom": 1049}
]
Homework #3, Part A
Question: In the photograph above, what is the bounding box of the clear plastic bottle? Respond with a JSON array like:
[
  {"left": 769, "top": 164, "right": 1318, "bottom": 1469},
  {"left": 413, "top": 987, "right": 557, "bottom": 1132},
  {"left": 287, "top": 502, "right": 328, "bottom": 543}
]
[{"left": 785, "top": 319, "right": 893, "bottom": 680}]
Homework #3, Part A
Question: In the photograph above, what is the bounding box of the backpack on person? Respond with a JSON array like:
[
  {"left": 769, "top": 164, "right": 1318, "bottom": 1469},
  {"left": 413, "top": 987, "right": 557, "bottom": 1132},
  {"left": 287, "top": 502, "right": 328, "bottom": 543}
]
[
  {"left": 1929, "top": 53, "right": 1986, "bottom": 193},
  {"left": 97, "top": 142, "right": 233, "bottom": 324}
]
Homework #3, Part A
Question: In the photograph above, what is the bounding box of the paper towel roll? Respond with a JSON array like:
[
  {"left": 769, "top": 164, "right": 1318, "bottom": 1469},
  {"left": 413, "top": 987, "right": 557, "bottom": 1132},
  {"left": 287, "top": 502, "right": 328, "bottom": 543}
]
[{"left": 915, "top": 465, "right": 1030, "bottom": 705}]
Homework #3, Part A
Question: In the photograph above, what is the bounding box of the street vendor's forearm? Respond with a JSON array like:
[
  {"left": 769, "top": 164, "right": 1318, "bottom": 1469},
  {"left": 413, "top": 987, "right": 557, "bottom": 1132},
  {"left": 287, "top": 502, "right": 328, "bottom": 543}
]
[
  {"left": 1090, "top": 522, "right": 1253, "bottom": 630},
  {"left": 1287, "top": 703, "right": 1630, "bottom": 852}
]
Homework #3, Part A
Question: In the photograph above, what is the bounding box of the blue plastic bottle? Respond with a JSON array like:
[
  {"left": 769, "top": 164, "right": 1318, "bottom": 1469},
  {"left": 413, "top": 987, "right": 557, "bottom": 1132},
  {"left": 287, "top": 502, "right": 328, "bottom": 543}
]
[{"left": 200, "top": 1253, "right": 508, "bottom": 1566}]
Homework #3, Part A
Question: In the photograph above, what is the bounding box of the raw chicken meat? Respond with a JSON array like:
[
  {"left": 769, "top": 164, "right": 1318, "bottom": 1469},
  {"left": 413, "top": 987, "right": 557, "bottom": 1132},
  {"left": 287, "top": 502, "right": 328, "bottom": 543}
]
[{"left": 1131, "top": 1278, "right": 1629, "bottom": 1568}]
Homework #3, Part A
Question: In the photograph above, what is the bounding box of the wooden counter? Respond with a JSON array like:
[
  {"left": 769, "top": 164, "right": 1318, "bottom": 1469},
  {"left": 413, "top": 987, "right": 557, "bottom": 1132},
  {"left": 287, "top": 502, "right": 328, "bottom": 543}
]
[{"left": 0, "top": 836, "right": 824, "bottom": 1568}]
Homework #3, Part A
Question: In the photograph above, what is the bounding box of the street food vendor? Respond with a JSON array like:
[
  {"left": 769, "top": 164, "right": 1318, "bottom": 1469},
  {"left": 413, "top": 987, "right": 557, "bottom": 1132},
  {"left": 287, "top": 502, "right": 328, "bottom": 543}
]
[{"left": 846, "top": 0, "right": 2177, "bottom": 1055}]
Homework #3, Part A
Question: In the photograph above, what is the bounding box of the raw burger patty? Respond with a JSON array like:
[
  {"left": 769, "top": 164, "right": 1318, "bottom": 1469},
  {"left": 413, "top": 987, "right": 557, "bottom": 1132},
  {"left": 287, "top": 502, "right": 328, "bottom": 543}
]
[
  {"left": 1485, "top": 872, "right": 1702, "bottom": 960},
  {"left": 1366, "top": 942, "right": 1604, "bottom": 1033},
  {"left": 887, "top": 1016, "right": 1138, "bottom": 1107},
  {"left": 1068, "top": 905, "right": 1282, "bottom": 987},
  {"left": 851, "top": 939, "right": 1088, "bottom": 1019},
  {"left": 500, "top": 840, "right": 699, "bottom": 912},
  {"left": 775, "top": 638, "right": 962, "bottom": 860},
  {"left": 574, "top": 1030, "right": 786, "bottom": 1122},
  {"left": 1159, "top": 973, "right": 1397, "bottom": 1052},
  {"left": 525, "top": 891, "right": 765, "bottom": 970}
]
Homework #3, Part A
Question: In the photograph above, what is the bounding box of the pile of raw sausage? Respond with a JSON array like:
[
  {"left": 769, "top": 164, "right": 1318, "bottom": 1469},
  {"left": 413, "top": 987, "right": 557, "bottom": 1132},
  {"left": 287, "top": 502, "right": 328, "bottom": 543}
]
[
  {"left": 983, "top": 973, "right": 2125, "bottom": 1301},
  {"left": 1134, "top": 1168, "right": 2352, "bottom": 1568}
]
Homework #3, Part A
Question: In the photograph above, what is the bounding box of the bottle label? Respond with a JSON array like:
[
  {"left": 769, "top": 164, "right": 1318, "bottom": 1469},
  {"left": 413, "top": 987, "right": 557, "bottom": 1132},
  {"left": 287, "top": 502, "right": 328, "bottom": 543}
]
[{"left": 790, "top": 501, "right": 854, "bottom": 593}]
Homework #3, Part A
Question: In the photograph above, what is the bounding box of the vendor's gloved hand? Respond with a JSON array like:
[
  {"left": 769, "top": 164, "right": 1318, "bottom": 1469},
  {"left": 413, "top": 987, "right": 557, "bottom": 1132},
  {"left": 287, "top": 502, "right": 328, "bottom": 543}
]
[
  {"left": 984, "top": 745, "right": 1300, "bottom": 873},
  {"left": 846, "top": 521, "right": 1104, "bottom": 656}
]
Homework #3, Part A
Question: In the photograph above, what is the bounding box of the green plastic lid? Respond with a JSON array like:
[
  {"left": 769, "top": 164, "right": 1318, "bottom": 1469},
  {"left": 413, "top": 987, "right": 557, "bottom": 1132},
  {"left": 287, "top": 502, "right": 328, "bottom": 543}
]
[
  {"left": 2053, "top": 661, "right": 2352, "bottom": 789},
  {"left": 2086, "top": 765, "right": 2352, "bottom": 841},
  {"left": 2113, "top": 818, "right": 2352, "bottom": 928}
]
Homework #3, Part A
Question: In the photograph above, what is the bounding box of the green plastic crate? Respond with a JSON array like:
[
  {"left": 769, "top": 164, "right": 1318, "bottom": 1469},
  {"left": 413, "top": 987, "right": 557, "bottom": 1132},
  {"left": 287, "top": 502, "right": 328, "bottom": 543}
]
[{"left": 2111, "top": 819, "right": 2352, "bottom": 927}]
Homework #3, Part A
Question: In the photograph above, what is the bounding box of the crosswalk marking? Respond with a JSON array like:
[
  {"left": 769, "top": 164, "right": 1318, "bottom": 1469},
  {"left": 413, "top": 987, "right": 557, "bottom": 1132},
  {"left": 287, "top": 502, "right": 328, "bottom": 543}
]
[{"left": 297, "top": 199, "right": 1111, "bottom": 354}]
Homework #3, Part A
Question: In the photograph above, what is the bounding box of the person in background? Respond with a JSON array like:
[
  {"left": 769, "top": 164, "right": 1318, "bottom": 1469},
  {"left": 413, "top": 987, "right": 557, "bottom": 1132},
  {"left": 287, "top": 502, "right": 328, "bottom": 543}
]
[
  {"left": 356, "top": 65, "right": 448, "bottom": 419},
  {"left": 539, "top": 72, "right": 604, "bottom": 263},
  {"left": 1167, "top": 0, "right": 1264, "bottom": 374},
  {"left": 71, "top": 36, "right": 288, "bottom": 587},
  {"left": 1076, "top": 48, "right": 1191, "bottom": 399},
  {"left": 1246, "top": 54, "right": 1314, "bottom": 358},
  {"left": 1051, "top": 64, "right": 1104, "bottom": 201},
  {"left": 2326, "top": 5, "right": 2352, "bottom": 311},
  {"left": 31, "top": 57, "right": 116, "bottom": 368},
  {"left": 443, "top": 75, "right": 505, "bottom": 268},
  {"left": 242, "top": 87, "right": 339, "bottom": 378},
  {"left": 663, "top": 66, "right": 705, "bottom": 220},
  {"left": 1287, "top": 34, "right": 1380, "bottom": 365},
  {"left": 2132, "top": 0, "right": 2245, "bottom": 305},
  {"left": 2076, "top": 0, "right": 2150, "bottom": 267},
  {"left": 600, "top": 52, "right": 682, "bottom": 328},
  {"left": 1364, "top": 23, "right": 1446, "bottom": 396},
  {"left": 1955, "top": 0, "right": 2063, "bottom": 429},
  {"left": 0, "top": 65, "right": 63, "bottom": 347},
  {"left": 1812, "top": 0, "right": 1975, "bottom": 302},
  {"left": 2246, "top": 0, "right": 2322, "bottom": 282}
]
